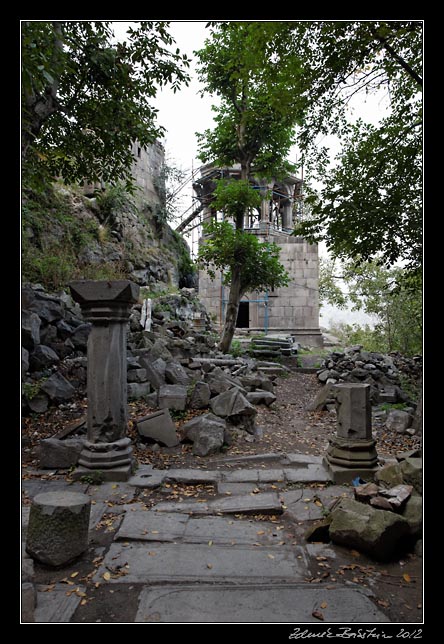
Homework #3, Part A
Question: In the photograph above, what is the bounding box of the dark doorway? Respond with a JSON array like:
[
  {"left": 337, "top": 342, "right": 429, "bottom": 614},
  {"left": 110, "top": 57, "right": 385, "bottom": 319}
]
[{"left": 236, "top": 301, "right": 249, "bottom": 328}]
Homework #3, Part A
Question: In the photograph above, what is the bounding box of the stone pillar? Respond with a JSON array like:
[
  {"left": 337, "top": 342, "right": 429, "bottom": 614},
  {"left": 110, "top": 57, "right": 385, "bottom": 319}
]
[
  {"left": 69, "top": 280, "right": 139, "bottom": 481},
  {"left": 281, "top": 200, "right": 293, "bottom": 229},
  {"left": 323, "top": 383, "right": 379, "bottom": 484}
]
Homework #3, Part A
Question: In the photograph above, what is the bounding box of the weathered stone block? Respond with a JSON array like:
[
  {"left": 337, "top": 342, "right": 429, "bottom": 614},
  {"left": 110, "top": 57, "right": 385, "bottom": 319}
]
[
  {"left": 127, "top": 382, "right": 151, "bottom": 399},
  {"left": 22, "top": 311, "right": 41, "bottom": 350},
  {"left": 137, "top": 409, "right": 179, "bottom": 447},
  {"left": 29, "top": 344, "right": 60, "bottom": 371},
  {"left": 165, "top": 361, "right": 191, "bottom": 386},
  {"left": 127, "top": 368, "right": 148, "bottom": 383},
  {"left": 26, "top": 491, "right": 91, "bottom": 566},
  {"left": 329, "top": 498, "right": 410, "bottom": 560},
  {"left": 210, "top": 389, "right": 257, "bottom": 420},
  {"left": 189, "top": 381, "right": 211, "bottom": 409},
  {"left": 41, "top": 372, "right": 76, "bottom": 402},
  {"left": 158, "top": 384, "right": 188, "bottom": 411},
  {"left": 385, "top": 410, "right": 413, "bottom": 434},
  {"left": 37, "top": 437, "right": 85, "bottom": 469}
]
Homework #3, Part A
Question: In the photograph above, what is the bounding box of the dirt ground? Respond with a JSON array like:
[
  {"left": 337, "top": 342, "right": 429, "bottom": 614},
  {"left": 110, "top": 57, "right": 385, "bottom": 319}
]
[{"left": 22, "top": 362, "right": 423, "bottom": 624}]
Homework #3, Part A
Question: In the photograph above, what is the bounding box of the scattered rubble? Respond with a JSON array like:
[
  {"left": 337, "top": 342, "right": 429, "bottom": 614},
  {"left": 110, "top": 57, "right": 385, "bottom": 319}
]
[{"left": 316, "top": 345, "right": 421, "bottom": 406}]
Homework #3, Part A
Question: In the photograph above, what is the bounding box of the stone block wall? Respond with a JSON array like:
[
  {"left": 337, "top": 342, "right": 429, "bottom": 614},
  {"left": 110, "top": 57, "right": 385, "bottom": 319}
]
[
  {"left": 198, "top": 232, "right": 323, "bottom": 347},
  {"left": 130, "top": 141, "right": 164, "bottom": 206}
]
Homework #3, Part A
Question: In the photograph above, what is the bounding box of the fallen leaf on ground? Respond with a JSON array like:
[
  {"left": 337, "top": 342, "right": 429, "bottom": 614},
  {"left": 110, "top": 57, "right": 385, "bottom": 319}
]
[
  {"left": 403, "top": 573, "right": 411, "bottom": 583},
  {"left": 320, "top": 602, "right": 328, "bottom": 609},
  {"left": 70, "top": 572, "right": 79, "bottom": 578},
  {"left": 207, "top": 563, "right": 213, "bottom": 569},
  {"left": 350, "top": 550, "right": 361, "bottom": 557},
  {"left": 103, "top": 572, "right": 111, "bottom": 581},
  {"left": 312, "top": 610, "right": 324, "bottom": 621}
]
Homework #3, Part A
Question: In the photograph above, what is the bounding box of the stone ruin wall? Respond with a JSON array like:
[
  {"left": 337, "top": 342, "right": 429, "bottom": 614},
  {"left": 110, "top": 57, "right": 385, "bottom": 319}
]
[{"left": 198, "top": 232, "right": 323, "bottom": 347}]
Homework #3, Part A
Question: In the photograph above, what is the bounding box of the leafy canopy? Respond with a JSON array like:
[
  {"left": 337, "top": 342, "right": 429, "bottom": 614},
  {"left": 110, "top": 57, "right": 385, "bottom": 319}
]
[
  {"left": 289, "top": 21, "right": 422, "bottom": 273},
  {"left": 195, "top": 21, "right": 304, "bottom": 179},
  {"left": 22, "top": 21, "right": 190, "bottom": 189}
]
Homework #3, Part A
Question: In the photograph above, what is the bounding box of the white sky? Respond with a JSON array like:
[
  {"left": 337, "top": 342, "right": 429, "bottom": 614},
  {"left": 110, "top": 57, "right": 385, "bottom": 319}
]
[{"left": 114, "top": 20, "right": 390, "bottom": 328}]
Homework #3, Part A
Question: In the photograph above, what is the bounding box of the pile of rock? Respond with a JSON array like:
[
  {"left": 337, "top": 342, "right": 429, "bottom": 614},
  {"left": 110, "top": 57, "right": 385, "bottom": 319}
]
[
  {"left": 22, "top": 284, "right": 89, "bottom": 414},
  {"left": 316, "top": 345, "right": 421, "bottom": 404},
  {"left": 21, "top": 284, "right": 219, "bottom": 415},
  {"left": 307, "top": 452, "right": 422, "bottom": 561}
]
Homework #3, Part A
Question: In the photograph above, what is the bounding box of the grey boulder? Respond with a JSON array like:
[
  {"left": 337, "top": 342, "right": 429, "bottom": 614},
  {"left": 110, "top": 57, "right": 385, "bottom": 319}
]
[
  {"left": 189, "top": 381, "right": 211, "bottom": 409},
  {"left": 210, "top": 389, "right": 257, "bottom": 420},
  {"left": 329, "top": 498, "right": 410, "bottom": 561},
  {"left": 22, "top": 311, "right": 41, "bottom": 350},
  {"left": 37, "top": 437, "right": 85, "bottom": 469},
  {"left": 41, "top": 372, "right": 76, "bottom": 402},
  {"left": 182, "top": 413, "right": 227, "bottom": 456},
  {"left": 165, "top": 361, "right": 191, "bottom": 386},
  {"left": 137, "top": 409, "right": 180, "bottom": 447},
  {"left": 29, "top": 345, "right": 60, "bottom": 371},
  {"left": 385, "top": 409, "right": 413, "bottom": 434}
]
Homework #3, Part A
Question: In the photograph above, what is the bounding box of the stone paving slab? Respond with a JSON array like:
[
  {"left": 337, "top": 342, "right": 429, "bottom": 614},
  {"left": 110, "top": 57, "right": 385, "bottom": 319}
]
[
  {"left": 282, "top": 489, "right": 325, "bottom": 522},
  {"left": 94, "top": 543, "right": 307, "bottom": 584},
  {"left": 217, "top": 482, "right": 258, "bottom": 495},
  {"left": 284, "top": 465, "right": 332, "bottom": 483},
  {"left": 135, "top": 583, "right": 387, "bottom": 623},
  {"left": 281, "top": 454, "right": 323, "bottom": 465},
  {"left": 86, "top": 482, "right": 137, "bottom": 503},
  {"left": 165, "top": 469, "right": 221, "bottom": 485},
  {"left": 183, "top": 516, "right": 284, "bottom": 546},
  {"left": 222, "top": 469, "right": 259, "bottom": 483},
  {"left": 258, "top": 468, "right": 286, "bottom": 483},
  {"left": 153, "top": 492, "right": 283, "bottom": 516},
  {"left": 116, "top": 510, "right": 189, "bottom": 542},
  {"left": 35, "top": 584, "right": 85, "bottom": 623},
  {"left": 129, "top": 469, "right": 166, "bottom": 488}
]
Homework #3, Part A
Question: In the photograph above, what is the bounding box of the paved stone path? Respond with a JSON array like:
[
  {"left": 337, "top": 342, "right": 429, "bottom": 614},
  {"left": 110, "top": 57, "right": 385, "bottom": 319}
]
[{"left": 22, "top": 454, "right": 389, "bottom": 624}]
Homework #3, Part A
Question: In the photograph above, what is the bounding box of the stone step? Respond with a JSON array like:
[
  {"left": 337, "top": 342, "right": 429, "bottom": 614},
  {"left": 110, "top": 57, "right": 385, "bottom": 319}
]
[
  {"left": 116, "top": 508, "right": 286, "bottom": 546},
  {"left": 135, "top": 583, "right": 387, "bottom": 623},
  {"left": 152, "top": 491, "right": 283, "bottom": 516},
  {"left": 94, "top": 542, "right": 307, "bottom": 585}
]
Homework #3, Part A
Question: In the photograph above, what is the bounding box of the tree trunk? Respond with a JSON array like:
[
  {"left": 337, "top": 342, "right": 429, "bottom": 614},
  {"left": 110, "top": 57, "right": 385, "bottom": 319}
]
[{"left": 219, "top": 265, "right": 242, "bottom": 353}]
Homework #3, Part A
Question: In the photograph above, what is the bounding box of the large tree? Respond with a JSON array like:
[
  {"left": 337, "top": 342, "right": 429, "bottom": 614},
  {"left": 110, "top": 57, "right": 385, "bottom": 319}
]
[
  {"left": 21, "top": 21, "right": 190, "bottom": 188},
  {"left": 198, "top": 210, "right": 289, "bottom": 353},
  {"left": 289, "top": 21, "right": 422, "bottom": 274},
  {"left": 195, "top": 22, "right": 303, "bottom": 351}
]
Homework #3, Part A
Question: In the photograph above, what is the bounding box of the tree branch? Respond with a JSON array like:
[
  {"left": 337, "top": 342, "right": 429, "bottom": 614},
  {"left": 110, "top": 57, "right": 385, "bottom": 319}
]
[{"left": 371, "top": 28, "right": 422, "bottom": 87}]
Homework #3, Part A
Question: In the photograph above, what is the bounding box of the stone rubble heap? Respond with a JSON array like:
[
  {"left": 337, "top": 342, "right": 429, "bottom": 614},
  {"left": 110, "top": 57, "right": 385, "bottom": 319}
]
[
  {"left": 316, "top": 345, "right": 422, "bottom": 405},
  {"left": 22, "top": 283, "right": 287, "bottom": 464}
]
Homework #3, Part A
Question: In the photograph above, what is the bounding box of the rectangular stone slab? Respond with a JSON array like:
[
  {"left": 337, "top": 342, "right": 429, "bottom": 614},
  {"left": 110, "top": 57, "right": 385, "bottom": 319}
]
[
  {"left": 183, "top": 516, "right": 284, "bottom": 545},
  {"left": 135, "top": 584, "right": 388, "bottom": 623},
  {"left": 211, "top": 492, "right": 283, "bottom": 515},
  {"left": 94, "top": 543, "right": 306, "bottom": 584},
  {"left": 284, "top": 465, "right": 332, "bottom": 483},
  {"left": 116, "top": 510, "right": 189, "bottom": 542},
  {"left": 35, "top": 584, "right": 85, "bottom": 623}
]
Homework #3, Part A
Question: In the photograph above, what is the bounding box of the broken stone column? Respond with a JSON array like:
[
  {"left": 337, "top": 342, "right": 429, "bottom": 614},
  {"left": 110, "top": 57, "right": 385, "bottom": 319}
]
[
  {"left": 323, "top": 383, "right": 378, "bottom": 484},
  {"left": 26, "top": 491, "right": 91, "bottom": 566},
  {"left": 69, "top": 280, "right": 139, "bottom": 481}
]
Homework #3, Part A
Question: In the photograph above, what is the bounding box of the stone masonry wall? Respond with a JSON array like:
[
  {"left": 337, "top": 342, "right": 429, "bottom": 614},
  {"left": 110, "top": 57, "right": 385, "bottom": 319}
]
[{"left": 198, "top": 233, "right": 323, "bottom": 347}]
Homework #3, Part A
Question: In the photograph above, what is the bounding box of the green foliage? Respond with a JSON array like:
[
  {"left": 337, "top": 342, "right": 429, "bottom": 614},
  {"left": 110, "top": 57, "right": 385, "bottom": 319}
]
[
  {"left": 289, "top": 21, "right": 422, "bottom": 273},
  {"left": 79, "top": 471, "right": 105, "bottom": 485},
  {"left": 320, "top": 259, "right": 422, "bottom": 357},
  {"left": 22, "top": 21, "right": 190, "bottom": 190},
  {"left": 212, "top": 179, "right": 262, "bottom": 224},
  {"left": 22, "top": 380, "right": 43, "bottom": 400},
  {"left": 229, "top": 339, "right": 244, "bottom": 358},
  {"left": 196, "top": 22, "right": 303, "bottom": 180},
  {"left": 198, "top": 220, "right": 289, "bottom": 297},
  {"left": 21, "top": 184, "right": 128, "bottom": 290},
  {"left": 95, "top": 182, "right": 138, "bottom": 220}
]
